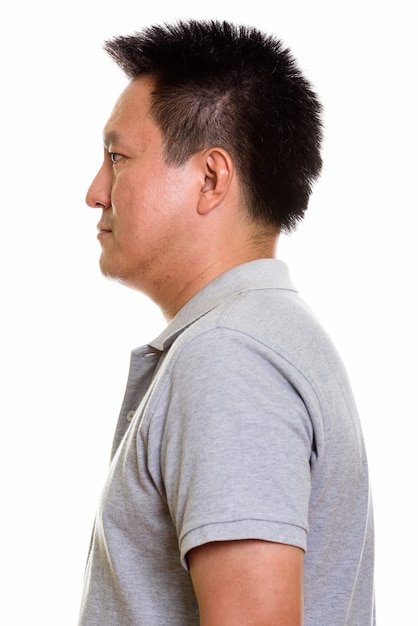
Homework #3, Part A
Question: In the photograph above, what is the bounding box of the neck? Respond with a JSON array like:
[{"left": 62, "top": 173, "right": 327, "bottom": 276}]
[{"left": 159, "top": 238, "right": 278, "bottom": 320}]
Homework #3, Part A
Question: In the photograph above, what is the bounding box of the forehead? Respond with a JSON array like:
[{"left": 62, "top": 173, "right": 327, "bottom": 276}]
[{"left": 103, "top": 76, "right": 157, "bottom": 145}]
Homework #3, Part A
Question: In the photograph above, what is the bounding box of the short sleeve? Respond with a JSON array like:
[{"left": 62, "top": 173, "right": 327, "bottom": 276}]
[{"left": 158, "top": 327, "right": 314, "bottom": 569}]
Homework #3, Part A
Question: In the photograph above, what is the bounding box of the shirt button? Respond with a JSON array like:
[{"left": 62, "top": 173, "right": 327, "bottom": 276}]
[{"left": 126, "top": 410, "right": 136, "bottom": 422}]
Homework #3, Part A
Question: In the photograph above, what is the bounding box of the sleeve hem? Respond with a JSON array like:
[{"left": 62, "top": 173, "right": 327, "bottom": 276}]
[{"left": 179, "top": 518, "right": 307, "bottom": 570}]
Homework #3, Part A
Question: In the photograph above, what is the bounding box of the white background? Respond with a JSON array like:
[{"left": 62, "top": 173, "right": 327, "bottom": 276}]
[{"left": 1, "top": 1, "right": 416, "bottom": 623}]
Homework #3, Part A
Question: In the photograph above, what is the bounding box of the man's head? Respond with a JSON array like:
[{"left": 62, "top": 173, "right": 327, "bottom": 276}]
[
  {"left": 87, "top": 20, "right": 324, "bottom": 316},
  {"left": 104, "top": 19, "right": 323, "bottom": 233}
]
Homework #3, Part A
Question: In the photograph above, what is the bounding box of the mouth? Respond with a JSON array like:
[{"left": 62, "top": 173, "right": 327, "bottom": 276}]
[{"left": 97, "top": 222, "right": 112, "bottom": 234}]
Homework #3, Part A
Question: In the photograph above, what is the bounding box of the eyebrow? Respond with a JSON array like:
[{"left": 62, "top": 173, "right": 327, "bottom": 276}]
[{"left": 103, "top": 129, "right": 123, "bottom": 149}]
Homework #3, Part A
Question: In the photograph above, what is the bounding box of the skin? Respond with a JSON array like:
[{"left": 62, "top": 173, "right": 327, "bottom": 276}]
[
  {"left": 86, "top": 75, "right": 303, "bottom": 623},
  {"left": 86, "top": 75, "right": 277, "bottom": 319},
  {"left": 188, "top": 540, "right": 304, "bottom": 626}
]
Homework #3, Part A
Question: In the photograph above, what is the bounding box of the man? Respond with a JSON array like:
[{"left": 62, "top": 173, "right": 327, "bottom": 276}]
[{"left": 79, "top": 20, "right": 375, "bottom": 625}]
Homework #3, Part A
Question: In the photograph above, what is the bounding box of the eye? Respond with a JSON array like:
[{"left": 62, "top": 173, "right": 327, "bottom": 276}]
[{"left": 109, "top": 152, "right": 124, "bottom": 164}]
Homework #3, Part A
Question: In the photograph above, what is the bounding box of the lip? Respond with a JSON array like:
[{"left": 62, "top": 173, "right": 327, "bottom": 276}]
[
  {"left": 97, "top": 223, "right": 112, "bottom": 234},
  {"left": 97, "top": 231, "right": 112, "bottom": 243}
]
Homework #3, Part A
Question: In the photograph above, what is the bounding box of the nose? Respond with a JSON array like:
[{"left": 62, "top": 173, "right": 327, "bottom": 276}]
[{"left": 86, "top": 164, "right": 111, "bottom": 210}]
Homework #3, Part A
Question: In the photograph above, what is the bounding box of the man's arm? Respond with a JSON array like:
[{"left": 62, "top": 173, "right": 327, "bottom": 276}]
[{"left": 188, "top": 539, "right": 304, "bottom": 626}]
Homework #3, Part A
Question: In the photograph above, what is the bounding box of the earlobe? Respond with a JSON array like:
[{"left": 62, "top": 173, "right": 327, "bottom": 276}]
[{"left": 197, "top": 149, "right": 233, "bottom": 215}]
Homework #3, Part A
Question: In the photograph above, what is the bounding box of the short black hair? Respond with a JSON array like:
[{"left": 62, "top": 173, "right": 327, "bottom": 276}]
[{"left": 104, "top": 20, "right": 323, "bottom": 232}]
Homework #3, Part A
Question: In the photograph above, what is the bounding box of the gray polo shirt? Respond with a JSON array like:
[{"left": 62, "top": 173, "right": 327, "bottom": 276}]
[{"left": 79, "top": 259, "right": 375, "bottom": 625}]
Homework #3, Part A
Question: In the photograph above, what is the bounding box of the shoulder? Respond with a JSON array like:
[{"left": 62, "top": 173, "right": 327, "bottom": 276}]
[
  {"left": 164, "top": 284, "right": 333, "bottom": 389},
  {"left": 154, "top": 298, "right": 317, "bottom": 447}
]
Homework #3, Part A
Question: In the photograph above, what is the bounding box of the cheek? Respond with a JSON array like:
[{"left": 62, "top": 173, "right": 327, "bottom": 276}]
[
  {"left": 155, "top": 167, "right": 197, "bottom": 219},
  {"left": 112, "top": 177, "right": 143, "bottom": 225},
  {"left": 113, "top": 163, "right": 195, "bottom": 240}
]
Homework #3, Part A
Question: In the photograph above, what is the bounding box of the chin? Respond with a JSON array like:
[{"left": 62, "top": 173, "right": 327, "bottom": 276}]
[
  {"left": 99, "top": 259, "right": 138, "bottom": 291},
  {"left": 99, "top": 256, "right": 120, "bottom": 281}
]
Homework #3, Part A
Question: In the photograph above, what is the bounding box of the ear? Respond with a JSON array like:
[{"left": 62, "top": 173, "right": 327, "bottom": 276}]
[{"left": 197, "top": 148, "right": 234, "bottom": 215}]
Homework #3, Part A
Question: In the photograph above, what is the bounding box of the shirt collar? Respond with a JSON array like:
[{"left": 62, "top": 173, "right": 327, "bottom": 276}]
[{"left": 148, "top": 259, "right": 296, "bottom": 352}]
